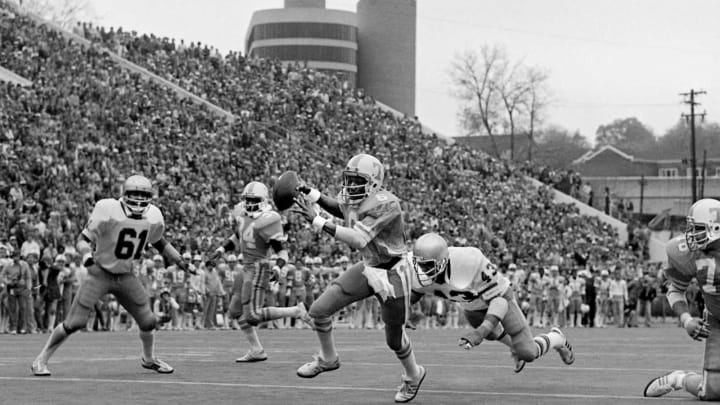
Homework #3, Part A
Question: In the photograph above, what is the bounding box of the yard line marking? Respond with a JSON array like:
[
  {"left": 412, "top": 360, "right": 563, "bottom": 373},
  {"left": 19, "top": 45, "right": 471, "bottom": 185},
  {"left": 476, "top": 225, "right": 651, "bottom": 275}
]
[{"left": 0, "top": 376, "right": 689, "bottom": 401}]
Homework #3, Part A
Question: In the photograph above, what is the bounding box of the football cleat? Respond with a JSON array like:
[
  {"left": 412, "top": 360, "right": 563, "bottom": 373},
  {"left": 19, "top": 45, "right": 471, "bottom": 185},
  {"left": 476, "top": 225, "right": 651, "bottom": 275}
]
[
  {"left": 296, "top": 353, "right": 340, "bottom": 378},
  {"left": 235, "top": 350, "right": 268, "bottom": 363},
  {"left": 643, "top": 370, "right": 686, "bottom": 397},
  {"left": 296, "top": 302, "right": 313, "bottom": 329},
  {"left": 551, "top": 327, "right": 575, "bottom": 365},
  {"left": 511, "top": 351, "right": 526, "bottom": 373},
  {"left": 394, "top": 365, "right": 426, "bottom": 403},
  {"left": 141, "top": 357, "right": 174, "bottom": 374},
  {"left": 31, "top": 360, "right": 51, "bottom": 376}
]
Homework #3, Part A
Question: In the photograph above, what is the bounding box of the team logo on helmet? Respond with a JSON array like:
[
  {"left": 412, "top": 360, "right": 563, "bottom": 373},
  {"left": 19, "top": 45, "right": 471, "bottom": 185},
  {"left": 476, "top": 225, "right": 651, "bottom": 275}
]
[{"left": 240, "top": 181, "right": 270, "bottom": 216}]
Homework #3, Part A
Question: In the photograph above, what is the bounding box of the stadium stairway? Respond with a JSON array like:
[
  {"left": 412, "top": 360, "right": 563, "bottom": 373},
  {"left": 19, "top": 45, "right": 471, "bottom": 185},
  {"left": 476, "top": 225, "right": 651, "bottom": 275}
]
[{"left": 0, "top": 65, "right": 31, "bottom": 86}]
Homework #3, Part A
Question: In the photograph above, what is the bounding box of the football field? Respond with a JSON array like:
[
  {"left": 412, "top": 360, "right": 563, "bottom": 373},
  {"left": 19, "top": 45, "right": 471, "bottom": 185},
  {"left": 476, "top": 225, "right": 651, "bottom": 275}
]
[{"left": 0, "top": 324, "right": 702, "bottom": 404}]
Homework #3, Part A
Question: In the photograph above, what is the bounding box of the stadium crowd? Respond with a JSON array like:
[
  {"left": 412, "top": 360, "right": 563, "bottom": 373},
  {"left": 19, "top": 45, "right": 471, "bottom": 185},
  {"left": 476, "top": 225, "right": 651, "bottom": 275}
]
[{"left": 0, "top": 5, "right": 671, "bottom": 335}]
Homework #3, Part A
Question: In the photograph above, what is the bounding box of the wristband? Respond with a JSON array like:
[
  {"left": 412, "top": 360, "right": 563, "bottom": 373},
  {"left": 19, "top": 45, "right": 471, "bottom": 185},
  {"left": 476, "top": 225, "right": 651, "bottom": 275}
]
[
  {"left": 307, "top": 188, "right": 321, "bottom": 203},
  {"left": 312, "top": 216, "right": 328, "bottom": 232},
  {"left": 680, "top": 312, "right": 692, "bottom": 328}
]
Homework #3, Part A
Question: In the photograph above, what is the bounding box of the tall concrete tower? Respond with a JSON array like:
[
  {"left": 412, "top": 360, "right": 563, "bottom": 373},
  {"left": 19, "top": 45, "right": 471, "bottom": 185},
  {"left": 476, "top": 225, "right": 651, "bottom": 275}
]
[{"left": 356, "top": 0, "right": 416, "bottom": 116}]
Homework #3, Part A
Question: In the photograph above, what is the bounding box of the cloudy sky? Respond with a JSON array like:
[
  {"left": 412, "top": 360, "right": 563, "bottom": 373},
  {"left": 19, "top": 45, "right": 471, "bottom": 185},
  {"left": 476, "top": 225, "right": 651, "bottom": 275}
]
[{"left": 85, "top": 0, "right": 720, "bottom": 142}]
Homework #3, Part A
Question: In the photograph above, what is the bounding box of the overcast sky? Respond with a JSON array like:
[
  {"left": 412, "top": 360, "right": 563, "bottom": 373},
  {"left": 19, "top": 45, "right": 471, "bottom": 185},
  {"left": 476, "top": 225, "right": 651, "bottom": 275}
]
[{"left": 85, "top": 0, "right": 720, "bottom": 143}]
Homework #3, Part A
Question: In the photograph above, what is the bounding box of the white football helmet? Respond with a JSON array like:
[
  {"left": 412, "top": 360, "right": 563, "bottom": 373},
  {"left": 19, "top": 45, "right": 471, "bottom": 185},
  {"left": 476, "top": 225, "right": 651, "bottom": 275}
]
[
  {"left": 686, "top": 198, "right": 720, "bottom": 251},
  {"left": 412, "top": 233, "right": 449, "bottom": 287},
  {"left": 341, "top": 153, "right": 384, "bottom": 204},
  {"left": 121, "top": 175, "right": 153, "bottom": 216},
  {"left": 239, "top": 181, "right": 270, "bottom": 216}
]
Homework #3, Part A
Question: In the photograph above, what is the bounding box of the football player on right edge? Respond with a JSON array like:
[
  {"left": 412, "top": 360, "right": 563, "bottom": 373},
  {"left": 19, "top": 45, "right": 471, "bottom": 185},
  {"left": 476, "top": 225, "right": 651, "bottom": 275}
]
[
  {"left": 644, "top": 198, "right": 720, "bottom": 400},
  {"left": 410, "top": 233, "right": 575, "bottom": 371}
]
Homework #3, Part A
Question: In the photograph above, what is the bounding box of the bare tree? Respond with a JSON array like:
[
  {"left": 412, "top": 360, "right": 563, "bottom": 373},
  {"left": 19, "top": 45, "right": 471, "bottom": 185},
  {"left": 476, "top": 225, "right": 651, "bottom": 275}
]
[
  {"left": 450, "top": 45, "right": 551, "bottom": 161},
  {"left": 449, "top": 46, "right": 510, "bottom": 158},
  {"left": 499, "top": 61, "right": 530, "bottom": 160},
  {"left": 521, "top": 67, "right": 550, "bottom": 162},
  {"left": 12, "top": 0, "right": 93, "bottom": 30}
]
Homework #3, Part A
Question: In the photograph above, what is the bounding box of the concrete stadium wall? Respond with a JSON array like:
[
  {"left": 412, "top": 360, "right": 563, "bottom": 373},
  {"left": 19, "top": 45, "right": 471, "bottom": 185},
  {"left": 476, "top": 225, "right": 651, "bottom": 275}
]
[
  {"left": 525, "top": 177, "right": 629, "bottom": 243},
  {"left": 584, "top": 176, "right": 720, "bottom": 217},
  {"left": 0, "top": 65, "right": 31, "bottom": 86}
]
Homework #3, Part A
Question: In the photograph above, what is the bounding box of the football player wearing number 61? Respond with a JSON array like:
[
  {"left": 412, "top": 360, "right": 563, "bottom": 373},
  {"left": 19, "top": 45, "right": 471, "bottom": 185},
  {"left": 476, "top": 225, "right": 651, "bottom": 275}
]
[
  {"left": 32, "top": 175, "right": 192, "bottom": 376},
  {"left": 644, "top": 198, "right": 720, "bottom": 399}
]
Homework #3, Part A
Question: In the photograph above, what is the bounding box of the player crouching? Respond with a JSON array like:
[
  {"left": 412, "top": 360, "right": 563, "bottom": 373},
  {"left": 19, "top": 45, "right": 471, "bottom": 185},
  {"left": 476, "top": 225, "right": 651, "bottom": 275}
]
[
  {"left": 410, "top": 233, "right": 575, "bottom": 372},
  {"left": 31, "top": 175, "right": 192, "bottom": 376}
]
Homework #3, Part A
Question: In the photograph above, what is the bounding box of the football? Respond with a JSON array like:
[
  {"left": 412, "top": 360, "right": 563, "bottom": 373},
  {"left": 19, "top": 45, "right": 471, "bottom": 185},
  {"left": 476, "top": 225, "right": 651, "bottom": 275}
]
[{"left": 273, "top": 170, "right": 301, "bottom": 211}]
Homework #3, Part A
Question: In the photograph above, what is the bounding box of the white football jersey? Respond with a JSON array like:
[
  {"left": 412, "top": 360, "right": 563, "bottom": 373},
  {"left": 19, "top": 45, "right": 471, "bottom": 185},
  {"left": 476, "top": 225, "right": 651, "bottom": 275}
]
[
  {"left": 412, "top": 246, "right": 510, "bottom": 311},
  {"left": 82, "top": 199, "right": 165, "bottom": 274}
]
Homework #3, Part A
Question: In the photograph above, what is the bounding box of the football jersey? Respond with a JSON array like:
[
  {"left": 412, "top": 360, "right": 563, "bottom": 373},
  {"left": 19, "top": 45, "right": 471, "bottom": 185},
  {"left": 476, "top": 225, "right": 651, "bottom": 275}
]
[
  {"left": 666, "top": 236, "right": 720, "bottom": 317},
  {"left": 232, "top": 205, "right": 285, "bottom": 265},
  {"left": 412, "top": 247, "right": 511, "bottom": 312},
  {"left": 338, "top": 189, "right": 406, "bottom": 267},
  {"left": 82, "top": 199, "right": 164, "bottom": 274}
]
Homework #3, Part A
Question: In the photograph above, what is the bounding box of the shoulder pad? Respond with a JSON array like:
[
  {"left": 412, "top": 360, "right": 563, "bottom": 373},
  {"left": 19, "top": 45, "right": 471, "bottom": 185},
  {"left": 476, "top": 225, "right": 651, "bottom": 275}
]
[
  {"left": 362, "top": 192, "right": 401, "bottom": 216},
  {"left": 448, "top": 247, "right": 484, "bottom": 290},
  {"left": 146, "top": 204, "right": 164, "bottom": 224},
  {"left": 254, "top": 210, "right": 281, "bottom": 228},
  {"left": 232, "top": 203, "right": 244, "bottom": 218},
  {"left": 666, "top": 236, "right": 691, "bottom": 259},
  {"left": 93, "top": 199, "right": 121, "bottom": 218}
]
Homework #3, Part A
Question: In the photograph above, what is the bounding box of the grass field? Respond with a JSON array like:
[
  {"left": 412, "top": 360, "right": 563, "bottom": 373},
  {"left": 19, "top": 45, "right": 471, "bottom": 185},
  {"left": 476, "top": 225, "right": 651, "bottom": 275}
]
[{"left": 0, "top": 323, "right": 705, "bottom": 404}]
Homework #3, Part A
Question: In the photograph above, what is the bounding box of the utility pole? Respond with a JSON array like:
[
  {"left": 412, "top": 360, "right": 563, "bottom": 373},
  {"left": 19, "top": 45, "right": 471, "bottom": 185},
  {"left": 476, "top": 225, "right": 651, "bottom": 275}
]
[
  {"left": 700, "top": 149, "right": 707, "bottom": 199},
  {"left": 639, "top": 174, "right": 647, "bottom": 216},
  {"left": 680, "top": 89, "right": 706, "bottom": 203}
]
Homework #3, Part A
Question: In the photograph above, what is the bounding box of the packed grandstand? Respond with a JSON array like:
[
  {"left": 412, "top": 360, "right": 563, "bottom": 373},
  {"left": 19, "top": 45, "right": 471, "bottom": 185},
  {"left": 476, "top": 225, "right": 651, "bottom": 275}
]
[{"left": 0, "top": 1, "right": 671, "bottom": 336}]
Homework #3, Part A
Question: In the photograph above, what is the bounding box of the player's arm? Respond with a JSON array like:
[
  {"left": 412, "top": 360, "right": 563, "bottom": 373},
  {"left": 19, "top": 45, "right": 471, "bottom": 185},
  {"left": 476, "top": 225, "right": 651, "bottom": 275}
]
[
  {"left": 665, "top": 265, "right": 709, "bottom": 340},
  {"left": 459, "top": 295, "right": 508, "bottom": 348},
  {"left": 214, "top": 232, "right": 239, "bottom": 259},
  {"left": 293, "top": 196, "right": 398, "bottom": 250},
  {"left": 152, "top": 237, "right": 195, "bottom": 274},
  {"left": 297, "top": 185, "right": 344, "bottom": 219}
]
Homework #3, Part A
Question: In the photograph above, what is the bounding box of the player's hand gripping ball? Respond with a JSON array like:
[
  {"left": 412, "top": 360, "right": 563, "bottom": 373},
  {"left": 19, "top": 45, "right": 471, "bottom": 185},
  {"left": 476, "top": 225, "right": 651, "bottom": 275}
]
[{"left": 273, "top": 171, "right": 301, "bottom": 211}]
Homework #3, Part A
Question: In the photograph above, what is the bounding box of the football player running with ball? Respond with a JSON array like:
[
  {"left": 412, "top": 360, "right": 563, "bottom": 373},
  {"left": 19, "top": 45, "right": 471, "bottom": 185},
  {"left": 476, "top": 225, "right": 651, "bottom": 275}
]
[
  {"left": 291, "top": 154, "right": 426, "bottom": 403},
  {"left": 32, "top": 175, "right": 191, "bottom": 376},
  {"left": 411, "top": 233, "right": 575, "bottom": 372},
  {"left": 644, "top": 198, "right": 720, "bottom": 400},
  {"left": 213, "top": 181, "right": 310, "bottom": 363}
]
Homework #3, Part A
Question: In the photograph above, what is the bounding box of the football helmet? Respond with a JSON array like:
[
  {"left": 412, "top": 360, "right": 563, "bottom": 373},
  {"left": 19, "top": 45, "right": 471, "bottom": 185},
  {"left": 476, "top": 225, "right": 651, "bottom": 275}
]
[
  {"left": 341, "top": 153, "right": 384, "bottom": 204},
  {"left": 239, "top": 181, "right": 270, "bottom": 216},
  {"left": 121, "top": 175, "right": 153, "bottom": 216},
  {"left": 685, "top": 198, "right": 720, "bottom": 251},
  {"left": 412, "top": 233, "right": 449, "bottom": 287}
]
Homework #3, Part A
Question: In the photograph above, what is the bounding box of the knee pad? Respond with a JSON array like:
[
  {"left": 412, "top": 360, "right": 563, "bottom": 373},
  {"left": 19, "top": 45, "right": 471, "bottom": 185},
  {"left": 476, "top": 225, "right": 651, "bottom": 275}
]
[
  {"left": 485, "top": 323, "right": 506, "bottom": 341},
  {"left": 385, "top": 324, "right": 404, "bottom": 352},
  {"left": 308, "top": 285, "right": 343, "bottom": 319},
  {"left": 63, "top": 304, "right": 92, "bottom": 332},
  {"left": 137, "top": 314, "right": 157, "bottom": 332}
]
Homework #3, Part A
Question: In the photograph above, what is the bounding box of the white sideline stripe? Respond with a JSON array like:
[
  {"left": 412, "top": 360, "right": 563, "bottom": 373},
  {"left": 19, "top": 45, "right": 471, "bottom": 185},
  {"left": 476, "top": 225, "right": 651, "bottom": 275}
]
[
  {"left": 0, "top": 376, "right": 687, "bottom": 401},
  {"left": 0, "top": 356, "right": 679, "bottom": 373}
]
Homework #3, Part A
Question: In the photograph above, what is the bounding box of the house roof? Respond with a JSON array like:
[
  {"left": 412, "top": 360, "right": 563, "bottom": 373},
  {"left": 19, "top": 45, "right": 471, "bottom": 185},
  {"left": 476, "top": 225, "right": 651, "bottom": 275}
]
[{"left": 573, "top": 144, "right": 720, "bottom": 165}]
